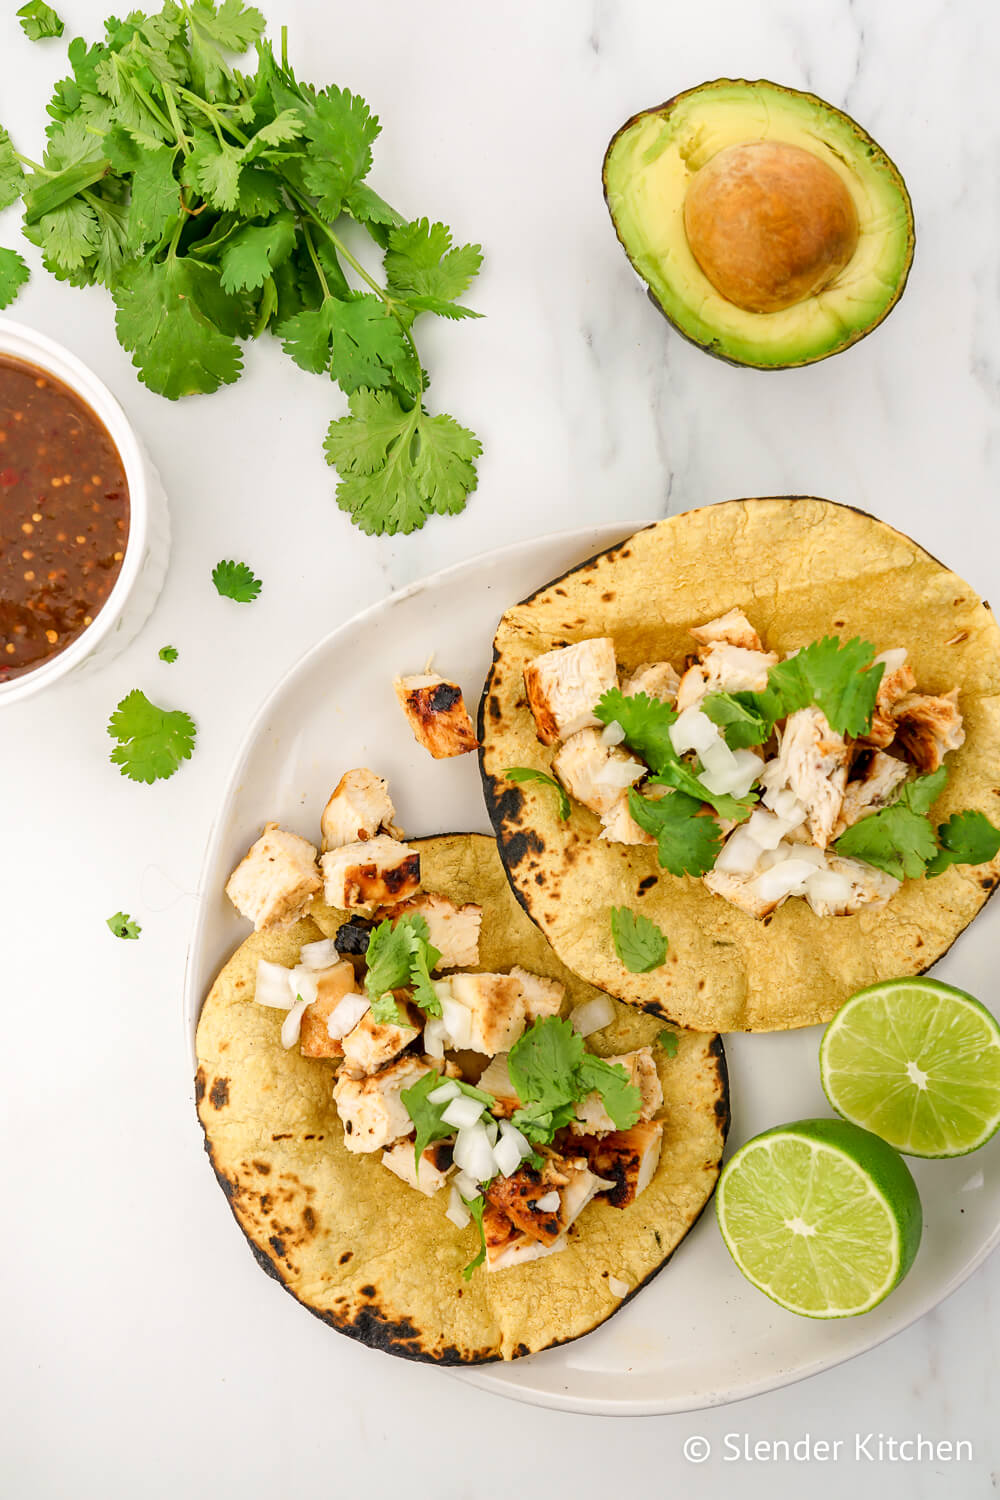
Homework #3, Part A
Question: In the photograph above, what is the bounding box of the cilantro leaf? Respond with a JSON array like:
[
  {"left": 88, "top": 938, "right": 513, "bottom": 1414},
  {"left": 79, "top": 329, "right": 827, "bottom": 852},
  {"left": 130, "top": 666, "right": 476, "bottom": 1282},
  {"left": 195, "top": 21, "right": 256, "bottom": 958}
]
[
  {"left": 345, "top": 183, "right": 403, "bottom": 233},
  {"left": 627, "top": 786, "right": 723, "bottom": 877},
  {"left": 126, "top": 145, "right": 181, "bottom": 251},
  {"left": 219, "top": 211, "right": 297, "bottom": 292},
  {"left": 927, "top": 811, "right": 1000, "bottom": 877},
  {"left": 657, "top": 1028, "right": 679, "bottom": 1057},
  {"left": 0, "top": 128, "right": 25, "bottom": 211},
  {"left": 369, "top": 991, "right": 404, "bottom": 1025},
  {"left": 401, "top": 1071, "right": 493, "bottom": 1174},
  {"left": 278, "top": 295, "right": 419, "bottom": 394},
  {"left": 364, "top": 913, "right": 441, "bottom": 1015},
  {"left": 401, "top": 919, "right": 442, "bottom": 1017},
  {"left": 30, "top": 199, "right": 98, "bottom": 273},
  {"left": 301, "top": 86, "right": 379, "bottom": 218},
  {"left": 107, "top": 689, "right": 196, "bottom": 784},
  {"left": 834, "top": 769, "right": 947, "bottom": 880},
  {"left": 107, "top": 910, "right": 141, "bottom": 939},
  {"left": 0, "top": 248, "right": 30, "bottom": 311},
  {"left": 212, "top": 559, "right": 262, "bottom": 602},
  {"left": 158, "top": 645, "right": 178, "bottom": 663},
  {"left": 325, "top": 389, "right": 481, "bottom": 535},
  {"left": 462, "top": 1193, "right": 487, "bottom": 1280},
  {"left": 17, "top": 2, "right": 64, "bottom": 41},
  {"left": 594, "top": 688, "right": 678, "bottom": 775},
  {"left": 576, "top": 1054, "right": 642, "bottom": 1129},
  {"left": 384, "top": 219, "right": 483, "bottom": 318},
  {"left": 787, "top": 637, "right": 884, "bottom": 738},
  {"left": 503, "top": 767, "right": 570, "bottom": 820},
  {"left": 610, "top": 906, "right": 668, "bottom": 972},
  {"left": 701, "top": 691, "right": 770, "bottom": 749},
  {"left": 113, "top": 258, "right": 246, "bottom": 399}
]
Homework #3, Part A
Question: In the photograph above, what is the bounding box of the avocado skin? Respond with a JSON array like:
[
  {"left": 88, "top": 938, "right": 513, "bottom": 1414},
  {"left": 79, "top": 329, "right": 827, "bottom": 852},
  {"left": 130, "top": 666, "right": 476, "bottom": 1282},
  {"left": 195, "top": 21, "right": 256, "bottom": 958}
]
[{"left": 602, "top": 78, "right": 916, "bottom": 370}]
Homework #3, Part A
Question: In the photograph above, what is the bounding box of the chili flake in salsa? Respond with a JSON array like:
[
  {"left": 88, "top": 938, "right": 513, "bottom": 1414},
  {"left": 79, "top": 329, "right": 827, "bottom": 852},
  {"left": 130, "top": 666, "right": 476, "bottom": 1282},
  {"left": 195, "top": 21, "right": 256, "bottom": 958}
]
[{"left": 0, "top": 355, "right": 130, "bottom": 682}]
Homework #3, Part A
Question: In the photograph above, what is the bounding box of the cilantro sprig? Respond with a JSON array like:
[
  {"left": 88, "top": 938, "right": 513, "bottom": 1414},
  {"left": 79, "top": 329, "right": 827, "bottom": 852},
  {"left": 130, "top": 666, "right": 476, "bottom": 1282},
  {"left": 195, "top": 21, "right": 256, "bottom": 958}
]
[
  {"left": 0, "top": 4, "right": 483, "bottom": 536},
  {"left": 927, "top": 812, "right": 1000, "bottom": 877},
  {"left": 836, "top": 767, "right": 1000, "bottom": 881},
  {"left": 705, "top": 637, "right": 884, "bottom": 746},
  {"left": 400, "top": 1070, "right": 494, "bottom": 1172},
  {"left": 17, "top": 2, "right": 64, "bottom": 41},
  {"left": 462, "top": 1193, "right": 488, "bottom": 1280},
  {"left": 107, "top": 689, "right": 196, "bottom": 783},
  {"left": 628, "top": 787, "right": 723, "bottom": 878},
  {"left": 610, "top": 906, "right": 668, "bottom": 972},
  {"left": 212, "top": 558, "right": 262, "bottom": 603},
  {"left": 364, "top": 913, "right": 442, "bottom": 1021},
  {"left": 507, "top": 1016, "right": 642, "bottom": 1146}
]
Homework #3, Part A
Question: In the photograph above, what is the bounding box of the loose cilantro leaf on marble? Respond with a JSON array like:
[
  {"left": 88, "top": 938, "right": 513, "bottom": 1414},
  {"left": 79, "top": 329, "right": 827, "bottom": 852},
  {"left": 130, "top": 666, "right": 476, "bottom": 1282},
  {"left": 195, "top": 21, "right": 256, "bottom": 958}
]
[
  {"left": 212, "top": 559, "right": 262, "bottom": 602},
  {"left": 107, "top": 689, "right": 196, "bottom": 783},
  {"left": 107, "top": 910, "right": 141, "bottom": 939},
  {"left": 17, "top": 2, "right": 64, "bottom": 42},
  {"left": 158, "top": 645, "right": 178, "bottom": 663}
]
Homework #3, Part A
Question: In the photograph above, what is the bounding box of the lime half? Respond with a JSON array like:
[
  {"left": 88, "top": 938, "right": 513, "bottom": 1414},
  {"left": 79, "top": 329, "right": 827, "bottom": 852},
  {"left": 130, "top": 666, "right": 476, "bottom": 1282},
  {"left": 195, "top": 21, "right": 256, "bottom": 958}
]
[
  {"left": 820, "top": 978, "right": 1000, "bottom": 1158},
  {"left": 716, "top": 1118, "right": 922, "bottom": 1318}
]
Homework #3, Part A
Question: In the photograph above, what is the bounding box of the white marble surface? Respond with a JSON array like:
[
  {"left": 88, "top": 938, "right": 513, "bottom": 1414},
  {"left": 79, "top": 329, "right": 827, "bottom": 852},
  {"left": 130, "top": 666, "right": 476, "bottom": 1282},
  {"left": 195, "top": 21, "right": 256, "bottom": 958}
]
[{"left": 2, "top": 0, "right": 999, "bottom": 1494}]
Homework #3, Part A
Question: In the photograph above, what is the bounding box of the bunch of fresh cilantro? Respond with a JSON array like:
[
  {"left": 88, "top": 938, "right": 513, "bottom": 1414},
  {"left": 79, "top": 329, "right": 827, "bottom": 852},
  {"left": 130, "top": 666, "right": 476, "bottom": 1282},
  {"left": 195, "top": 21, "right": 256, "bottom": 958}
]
[{"left": 0, "top": 1, "right": 483, "bottom": 535}]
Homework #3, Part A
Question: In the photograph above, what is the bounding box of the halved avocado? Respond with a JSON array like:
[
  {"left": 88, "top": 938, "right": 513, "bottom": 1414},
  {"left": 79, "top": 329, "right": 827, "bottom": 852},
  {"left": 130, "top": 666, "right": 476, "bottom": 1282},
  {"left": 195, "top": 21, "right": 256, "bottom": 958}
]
[{"left": 603, "top": 79, "right": 914, "bottom": 369}]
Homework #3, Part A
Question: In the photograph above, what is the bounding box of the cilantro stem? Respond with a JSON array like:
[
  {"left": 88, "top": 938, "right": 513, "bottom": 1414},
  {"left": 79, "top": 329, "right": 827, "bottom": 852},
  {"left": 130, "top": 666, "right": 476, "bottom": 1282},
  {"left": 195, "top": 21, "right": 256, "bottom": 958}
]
[
  {"left": 112, "top": 55, "right": 174, "bottom": 138},
  {"left": 161, "top": 84, "right": 191, "bottom": 156},
  {"left": 281, "top": 25, "right": 289, "bottom": 70},
  {"left": 301, "top": 224, "right": 330, "bottom": 299},
  {"left": 14, "top": 149, "right": 45, "bottom": 173},
  {"left": 176, "top": 87, "right": 249, "bottom": 147}
]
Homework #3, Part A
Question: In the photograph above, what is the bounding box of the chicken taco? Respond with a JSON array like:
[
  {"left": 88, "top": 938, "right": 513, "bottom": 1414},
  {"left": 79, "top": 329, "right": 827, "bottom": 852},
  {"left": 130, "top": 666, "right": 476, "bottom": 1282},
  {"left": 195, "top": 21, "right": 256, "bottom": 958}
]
[
  {"left": 479, "top": 497, "right": 1000, "bottom": 1032},
  {"left": 196, "top": 785, "right": 728, "bottom": 1364}
]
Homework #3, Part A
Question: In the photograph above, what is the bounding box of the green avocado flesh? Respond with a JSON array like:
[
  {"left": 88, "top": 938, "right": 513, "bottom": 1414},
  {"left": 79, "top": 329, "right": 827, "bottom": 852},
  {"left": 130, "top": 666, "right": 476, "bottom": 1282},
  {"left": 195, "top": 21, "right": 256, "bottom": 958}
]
[{"left": 603, "top": 79, "right": 915, "bottom": 368}]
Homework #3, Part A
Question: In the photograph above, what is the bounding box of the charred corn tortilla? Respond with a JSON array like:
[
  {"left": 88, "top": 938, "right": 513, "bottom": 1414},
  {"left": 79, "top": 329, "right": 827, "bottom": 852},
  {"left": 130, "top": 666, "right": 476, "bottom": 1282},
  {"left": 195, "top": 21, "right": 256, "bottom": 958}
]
[
  {"left": 478, "top": 498, "right": 1000, "bottom": 1033},
  {"left": 195, "top": 834, "right": 729, "bottom": 1364}
]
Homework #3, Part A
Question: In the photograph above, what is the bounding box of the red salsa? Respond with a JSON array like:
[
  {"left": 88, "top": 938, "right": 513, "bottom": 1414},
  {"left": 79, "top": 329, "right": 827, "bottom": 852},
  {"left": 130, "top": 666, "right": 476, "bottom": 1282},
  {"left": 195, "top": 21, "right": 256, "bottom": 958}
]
[{"left": 0, "top": 355, "right": 130, "bottom": 681}]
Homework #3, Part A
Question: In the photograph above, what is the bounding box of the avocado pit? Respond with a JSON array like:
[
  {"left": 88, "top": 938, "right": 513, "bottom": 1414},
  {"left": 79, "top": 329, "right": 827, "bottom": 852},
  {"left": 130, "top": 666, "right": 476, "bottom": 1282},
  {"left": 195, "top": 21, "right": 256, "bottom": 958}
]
[{"left": 682, "top": 140, "right": 859, "bottom": 314}]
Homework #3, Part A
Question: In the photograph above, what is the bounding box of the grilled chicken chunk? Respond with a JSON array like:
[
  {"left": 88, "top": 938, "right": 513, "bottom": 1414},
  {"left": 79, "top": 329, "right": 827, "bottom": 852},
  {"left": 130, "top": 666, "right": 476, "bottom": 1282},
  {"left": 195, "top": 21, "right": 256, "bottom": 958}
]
[
  {"left": 552, "top": 727, "right": 645, "bottom": 818},
  {"left": 622, "top": 660, "right": 681, "bottom": 703},
  {"left": 761, "top": 707, "right": 850, "bottom": 848},
  {"left": 689, "top": 608, "right": 763, "bottom": 652},
  {"left": 485, "top": 1153, "right": 610, "bottom": 1246},
  {"left": 481, "top": 1200, "right": 567, "bottom": 1271},
  {"left": 321, "top": 835, "right": 420, "bottom": 910},
  {"left": 573, "top": 1048, "right": 663, "bottom": 1133},
  {"left": 393, "top": 674, "right": 479, "bottom": 759},
  {"left": 298, "top": 960, "right": 359, "bottom": 1058},
  {"left": 340, "top": 997, "right": 421, "bottom": 1077},
  {"left": 225, "top": 822, "right": 321, "bottom": 932},
  {"left": 321, "top": 768, "right": 398, "bottom": 852},
  {"left": 676, "top": 640, "right": 779, "bottom": 712},
  {"left": 834, "top": 749, "right": 910, "bottom": 838},
  {"left": 475, "top": 1053, "right": 521, "bottom": 1117},
  {"left": 510, "top": 965, "right": 565, "bottom": 1022},
  {"left": 892, "top": 689, "right": 965, "bottom": 773},
  {"left": 598, "top": 797, "right": 655, "bottom": 845},
  {"left": 523, "top": 638, "right": 618, "bottom": 746},
  {"left": 703, "top": 865, "right": 784, "bottom": 919},
  {"left": 377, "top": 892, "right": 483, "bottom": 970},
  {"left": 332, "top": 1054, "right": 433, "bottom": 1153},
  {"left": 569, "top": 1121, "right": 663, "bottom": 1208},
  {"left": 803, "top": 855, "right": 901, "bottom": 917},
  {"left": 381, "top": 1139, "right": 453, "bottom": 1196},
  {"left": 449, "top": 972, "right": 527, "bottom": 1054},
  {"left": 863, "top": 650, "right": 917, "bottom": 748}
]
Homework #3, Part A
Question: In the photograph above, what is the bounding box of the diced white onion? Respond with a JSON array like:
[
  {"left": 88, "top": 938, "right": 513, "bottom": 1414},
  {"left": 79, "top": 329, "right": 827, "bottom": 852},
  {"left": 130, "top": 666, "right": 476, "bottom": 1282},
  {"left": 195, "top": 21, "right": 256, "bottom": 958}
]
[
  {"left": 483, "top": 1116, "right": 499, "bottom": 1146},
  {"left": 755, "top": 860, "right": 822, "bottom": 902},
  {"left": 493, "top": 1132, "right": 524, "bottom": 1178},
  {"left": 607, "top": 1275, "right": 629, "bottom": 1298},
  {"left": 727, "top": 748, "right": 767, "bottom": 795},
  {"left": 602, "top": 756, "right": 646, "bottom": 789},
  {"left": 670, "top": 706, "right": 720, "bottom": 757},
  {"left": 699, "top": 735, "right": 738, "bottom": 775},
  {"left": 290, "top": 965, "right": 319, "bottom": 1008},
  {"left": 432, "top": 978, "right": 454, "bottom": 1007},
  {"left": 440, "top": 995, "right": 473, "bottom": 1050},
  {"left": 747, "top": 809, "right": 793, "bottom": 850},
  {"left": 445, "top": 1185, "right": 471, "bottom": 1229},
  {"left": 714, "top": 826, "right": 762, "bottom": 876},
  {"left": 601, "top": 720, "right": 626, "bottom": 746},
  {"left": 805, "top": 868, "right": 855, "bottom": 908},
  {"left": 758, "top": 841, "right": 825, "bottom": 872},
  {"left": 442, "top": 1095, "right": 486, "bottom": 1130},
  {"left": 875, "top": 648, "right": 907, "bottom": 673},
  {"left": 535, "top": 1190, "right": 560, "bottom": 1212},
  {"left": 428, "top": 1080, "right": 461, "bottom": 1106},
  {"left": 498, "top": 1119, "right": 532, "bottom": 1160},
  {"left": 325, "top": 991, "right": 370, "bottom": 1039},
  {"left": 422, "top": 1017, "right": 447, "bottom": 1059},
  {"left": 452, "top": 1169, "right": 480, "bottom": 1200},
  {"left": 763, "top": 786, "right": 803, "bottom": 820},
  {"left": 298, "top": 937, "right": 339, "bottom": 970},
  {"left": 477, "top": 1054, "right": 515, "bottom": 1099},
  {"left": 280, "top": 996, "right": 312, "bottom": 1050},
  {"left": 453, "top": 1122, "right": 497, "bottom": 1184},
  {"left": 570, "top": 994, "right": 616, "bottom": 1036},
  {"left": 254, "top": 959, "right": 296, "bottom": 1009}
]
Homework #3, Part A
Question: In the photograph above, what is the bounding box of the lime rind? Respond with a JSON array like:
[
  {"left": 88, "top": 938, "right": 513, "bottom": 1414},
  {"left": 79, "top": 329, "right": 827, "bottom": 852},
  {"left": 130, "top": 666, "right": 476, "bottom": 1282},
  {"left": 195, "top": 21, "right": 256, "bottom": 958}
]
[
  {"left": 716, "top": 1118, "right": 922, "bottom": 1318},
  {"left": 820, "top": 978, "right": 1000, "bottom": 1158}
]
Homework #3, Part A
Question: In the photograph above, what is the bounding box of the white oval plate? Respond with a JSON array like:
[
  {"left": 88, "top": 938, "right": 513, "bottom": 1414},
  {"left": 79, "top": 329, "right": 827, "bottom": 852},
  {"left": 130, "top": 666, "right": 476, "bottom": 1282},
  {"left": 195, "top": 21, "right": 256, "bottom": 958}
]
[{"left": 184, "top": 521, "right": 1000, "bottom": 1416}]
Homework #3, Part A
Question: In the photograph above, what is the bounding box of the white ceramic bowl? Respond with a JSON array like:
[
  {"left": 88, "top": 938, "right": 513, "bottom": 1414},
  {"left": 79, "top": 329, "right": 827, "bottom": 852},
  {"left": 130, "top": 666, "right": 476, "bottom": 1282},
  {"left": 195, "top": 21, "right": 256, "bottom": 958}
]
[{"left": 0, "top": 318, "right": 170, "bottom": 705}]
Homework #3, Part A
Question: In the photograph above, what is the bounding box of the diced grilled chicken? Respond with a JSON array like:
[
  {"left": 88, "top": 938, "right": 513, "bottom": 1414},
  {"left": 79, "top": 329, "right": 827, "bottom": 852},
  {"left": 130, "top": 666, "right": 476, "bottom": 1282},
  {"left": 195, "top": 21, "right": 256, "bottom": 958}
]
[
  {"left": 622, "top": 660, "right": 681, "bottom": 703},
  {"left": 573, "top": 1048, "right": 663, "bottom": 1133},
  {"left": 703, "top": 866, "right": 783, "bottom": 920},
  {"left": 675, "top": 641, "right": 779, "bottom": 712},
  {"left": 393, "top": 674, "right": 479, "bottom": 759},
  {"left": 481, "top": 1200, "right": 568, "bottom": 1271},
  {"left": 803, "top": 855, "right": 901, "bottom": 917},
  {"left": 321, "top": 769, "right": 398, "bottom": 852},
  {"left": 332, "top": 1054, "right": 433, "bottom": 1153},
  {"left": 552, "top": 727, "right": 645, "bottom": 818},
  {"left": 761, "top": 707, "right": 849, "bottom": 848},
  {"left": 689, "top": 608, "right": 763, "bottom": 652},
  {"left": 598, "top": 797, "right": 655, "bottom": 845},
  {"left": 892, "top": 689, "right": 965, "bottom": 773},
  {"left": 321, "top": 835, "right": 420, "bottom": 910},
  {"left": 510, "top": 965, "right": 565, "bottom": 1022},
  {"left": 863, "top": 651, "right": 917, "bottom": 748},
  {"left": 523, "top": 638, "right": 618, "bottom": 746},
  {"left": 475, "top": 1053, "right": 522, "bottom": 1116},
  {"left": 569, "top": 1121, "right": 663, "bottom": 1208},
  {"left": 225, "top": 822, "right": 321, "bottom": 932},
  {"left": 485, "top": 1153, "right": 610, "bottom": 1246},
  {"left": 340, "top": 997, "right": 421, "bottom": 1077},
  {"left": 381, "top": 1138, "right": 453, "bottom": 1196},
  {"left": 449, "top": 972, "right": 527, "bottom": 1054},
  {"left": 834, "top": 749, "right": 910, "bottom": 838},
  {"left": 377, "top": 893, "right": 483, "bottom": 970},
  {"left": 298, "top": 960, "right": 359, "bottom": 1058}
]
